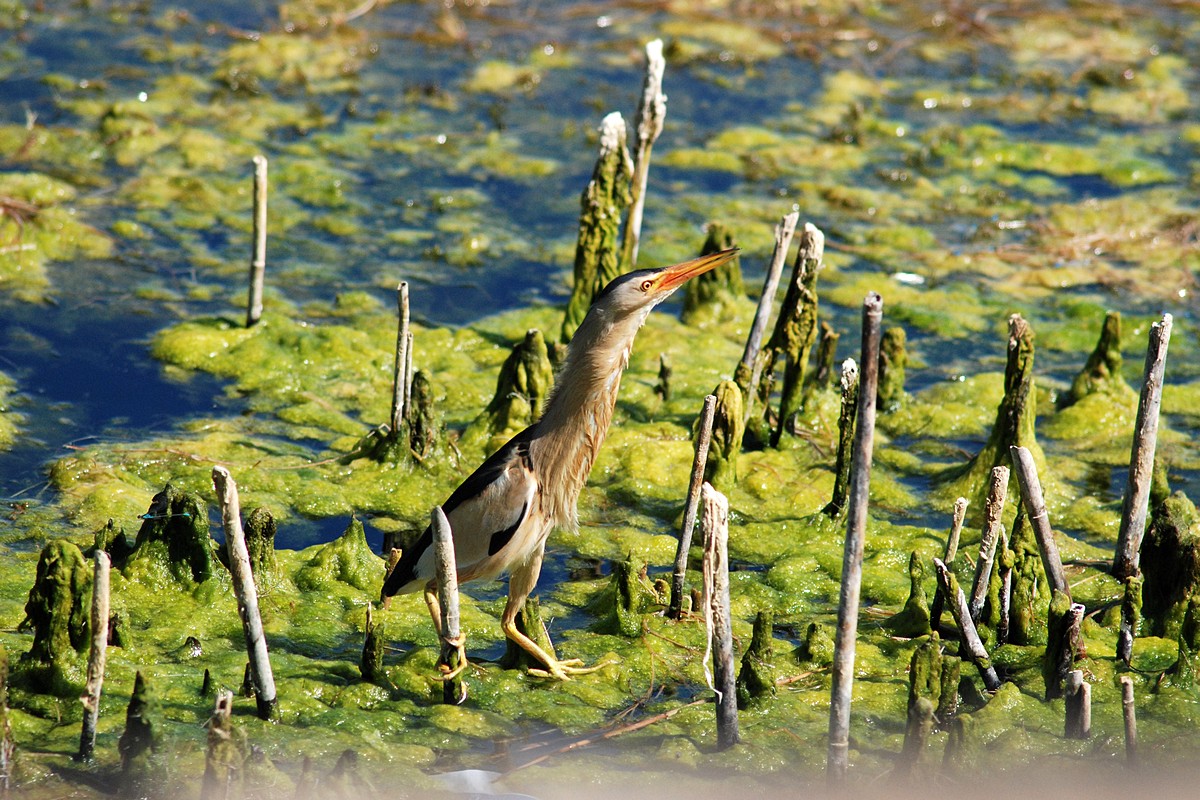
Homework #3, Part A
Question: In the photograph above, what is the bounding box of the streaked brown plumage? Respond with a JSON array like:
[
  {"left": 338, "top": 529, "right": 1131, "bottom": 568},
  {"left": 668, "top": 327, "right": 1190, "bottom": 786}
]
[{"left": 382, "top": 248, "right": 738, "bottom": 679}]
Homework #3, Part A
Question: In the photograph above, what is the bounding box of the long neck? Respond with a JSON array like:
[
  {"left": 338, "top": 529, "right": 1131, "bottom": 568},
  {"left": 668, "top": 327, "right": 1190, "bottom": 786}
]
[{"left": 531, "top": 310, "right": 646, "bottom": 530}]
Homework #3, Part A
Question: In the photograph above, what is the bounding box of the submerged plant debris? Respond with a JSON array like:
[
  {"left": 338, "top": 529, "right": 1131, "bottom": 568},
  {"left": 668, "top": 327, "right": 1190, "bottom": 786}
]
[{"left": 1, "top": 1, "right": 1200, "bottom": 798}]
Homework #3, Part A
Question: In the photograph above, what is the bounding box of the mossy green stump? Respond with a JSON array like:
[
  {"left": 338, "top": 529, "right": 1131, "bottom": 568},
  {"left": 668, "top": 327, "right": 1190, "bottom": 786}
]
[
  {"left": 795, "top": 621, "right": 834, "bottom": 666},
  {"left": 681, "top": 222, "right": 743, "bottom": 326},
  {"left": 898, "top": 634, "right": 943, "bottom": 773},
  {"left": 876, "top": 326, "right": 907, "bottom": 412},
  {"left": 244, "top": 506, "right": 277, "bottom": 585},
  {"left": 119, "top": 671, "right": 164, "bottom": 796},
  {"left": 17, "top": 540, "right": 90, "bottom": 696},
  {"left": 588, "top": 556, "right": 659, "bottom": 637},
  {"left": 703, "top": 380, "right": 744, "bottom": 494},
  {"left": 408, "top": 369, "right": 441, "bottom": 461},
  {"left": 1059, "top": 310, "right": 1134, "bottom": 408},
  {"left": 126, "top": 483, "right": 218, "bottom": 587},
  {"left": 462, "top": 328, "right": 554, "bottom": 452},
  {"left": 295, "top": 517, "right": 382, "bottom": 594},
  {"left": 884, "top": 551, "right": 932, "bottom": 638},
  {"left": 1141, "top": 489, "right": 1200, "bottom": 641},
  {"left": 736, "top": 610, "right": 777, "bottom": 708}
]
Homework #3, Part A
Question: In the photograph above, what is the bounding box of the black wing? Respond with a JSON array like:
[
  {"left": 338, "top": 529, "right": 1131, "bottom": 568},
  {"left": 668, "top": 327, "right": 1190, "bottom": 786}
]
[{"left": 380, "top": 426, "right": 537, "bottom": 598}]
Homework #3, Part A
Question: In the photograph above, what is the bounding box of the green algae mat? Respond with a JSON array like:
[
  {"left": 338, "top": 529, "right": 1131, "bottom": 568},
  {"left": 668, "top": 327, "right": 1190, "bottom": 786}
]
[{"left": 2, "top": 1, "right": 1200, "bottom": 798}]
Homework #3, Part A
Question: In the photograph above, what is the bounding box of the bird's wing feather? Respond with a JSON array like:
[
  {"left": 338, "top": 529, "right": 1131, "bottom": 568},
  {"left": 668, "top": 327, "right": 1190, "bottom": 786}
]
[{"left": 381, "top": 426, "right": 538, "bottom": 598}]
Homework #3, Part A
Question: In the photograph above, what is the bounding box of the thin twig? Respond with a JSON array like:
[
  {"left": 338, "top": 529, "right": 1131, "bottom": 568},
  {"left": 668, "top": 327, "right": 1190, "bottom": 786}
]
[
  {"left": 827, "top": 292, "right": 883, "bottom": 783},
  {"left": 702, "top": 483, "right": 738, "bottom": 751},
  {"left": 620, "top": 39, "right": 667, "bottom": 270},
  {"left": 391, "top": 282, "right": 410, "bottom": 434},
  {"left": 212, "top": 466, "right": 278, "bottom": 720},
  {"left": 1113, "top": 313, "right": 1173, "bottom": 579},
  {"left": 669, "top": 395, "right": 717, "bottom": 619},
  {"left": 1010, "top": 446, "right": 1070, "bottom": 599},
  {"left": 246, "top": 155, "right": 267, "bottom": 327},
  {"left": 969, "top": 467, "right": 1009, "bottom": 620},
  {"left": 78, "top": 550, "right": 110, "bottom": 762},
  {"left": 740, "top": 210, "right": 800, "bottom": 412}
]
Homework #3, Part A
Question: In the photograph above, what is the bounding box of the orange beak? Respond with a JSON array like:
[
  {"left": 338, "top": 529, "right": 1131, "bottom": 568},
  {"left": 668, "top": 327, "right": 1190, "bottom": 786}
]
[{"left": 648, "top": 247, "right": 739, "bottom": 294}]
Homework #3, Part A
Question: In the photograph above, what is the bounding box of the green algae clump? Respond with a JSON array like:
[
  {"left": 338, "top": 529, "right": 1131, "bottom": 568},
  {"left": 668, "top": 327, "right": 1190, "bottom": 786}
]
[
  {"left": 295, "top": 517, "right": 382, "bottom": 594},
  {"left": 124, "top": 484, "right": 219, "bottom": 588},
  {"left": 16, "top": 541, "right": 90, "bottom": 697}
]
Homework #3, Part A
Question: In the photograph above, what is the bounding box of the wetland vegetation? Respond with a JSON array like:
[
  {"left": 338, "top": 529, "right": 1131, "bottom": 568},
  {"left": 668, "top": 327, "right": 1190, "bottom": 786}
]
[{"left": 1, "top": 1, "right": 1199, "bottom": 797}]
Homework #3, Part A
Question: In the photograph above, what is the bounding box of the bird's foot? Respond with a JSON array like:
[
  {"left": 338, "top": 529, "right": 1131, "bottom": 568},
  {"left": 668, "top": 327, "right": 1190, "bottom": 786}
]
[
  {"left": 436, "top": 634, "right": 470, "bottom": 682},
  {"left": 527, "top": 656, "right": 616, "bottom": 682}
]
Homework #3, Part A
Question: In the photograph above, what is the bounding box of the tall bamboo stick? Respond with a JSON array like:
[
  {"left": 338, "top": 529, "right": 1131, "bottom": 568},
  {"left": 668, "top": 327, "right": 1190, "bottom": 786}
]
[
  {"left": 1113, "top": 313, "right": 1173, "bottom": 579},
  {"left": 212, "top": 466, "right": 278, "bottom": 720},
  {"left": 78, "top": 550, "right": 111, "bottom": 761},
  {"left": 1120, "top": 675, "right": 1137, "bottom": 767},
  {"left": 246, "top": 155, "right": 268, "bottom": 327},
  {"left": 391, "top": 282, "right": 410, "bottom": 435},
  {"left": 934, "top": 558, "right": 1001, "bottom": 692},
  {"left": 702, "top": 483, "right": 738, "bottom": 750},
  {"left": 669, "top": 394, "right": 717, "bottom": 619},
  {"left": 1009, "top": 446, "right": 1069, "bottom": 599},
  {"left": 620, "top": 39, "right": 667, "bottom": 271},
  {"left": 432, "top": 506, "right": 466, "bottom": 704},
  {"left": 737, "top": 210, "right": 800, "bottom": 405},
  {"left": 969, "top": 467, "right": 1009, "bottom": 619},
  {"left": 827, "top": 292, "right": 883, "bottom": 783}
]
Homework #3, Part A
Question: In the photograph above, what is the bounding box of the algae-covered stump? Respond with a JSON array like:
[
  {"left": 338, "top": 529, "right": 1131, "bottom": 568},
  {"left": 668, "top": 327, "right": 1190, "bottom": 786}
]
[
  {"left": 18, "top": 540, "right": 90, "bottom": 696},
  {"left": 128, "top": 483, "right": 218, "bottom": 586},
  {"left": 946, "top": 315, "right": 1042, "bottom": 510},
  {"left": 681, "top": 222, "right": 743, "bottom": 325},
  {"left": 765, "top": 223, "right": 824, "bottom": 447},
  {"left": 561, "top": 111, "right": 633, "bottom": 343},
  {"left": 703, "top": 380, "right": 745, "bottom": 493},
  {"left": 119, "top": 671, "right": 162, "bottom": 795}
]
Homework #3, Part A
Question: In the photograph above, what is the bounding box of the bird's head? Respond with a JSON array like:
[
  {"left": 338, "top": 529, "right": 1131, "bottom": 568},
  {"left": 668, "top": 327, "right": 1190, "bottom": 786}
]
[{"left": 593, "top": 247, "right": 740, "bottom": 320}]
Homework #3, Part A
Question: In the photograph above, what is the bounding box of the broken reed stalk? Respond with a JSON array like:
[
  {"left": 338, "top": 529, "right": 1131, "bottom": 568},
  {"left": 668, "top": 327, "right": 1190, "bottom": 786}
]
[
  {"left": 390, "top": 282, "right": 411, "bottom": 435},
  {"left": 1009, "top": 445, "right": 1070, "bottom": 600},
  {"left": 245, "top": 154, "right": 268, "bottom": 328},
  {"left": 1120, "top": 675, "right": 1137, "bottom": 767},
  {"left": 1064, "top": 670, "right": 1091, "bottom": 739},
  {"left": 669, "top": 394, "right": 717, "bottom": 620},
  {"left": 431, "top": 506, "right": 466, "bottom": 704},
  {"left": 737, "top": 210, "right": 800, "bottom": 405},
  {"left": 212, "top": 466, "right": 278, "bottom": 721},
  {"left": 823, "top": 359, "right": 859, "bottom": 517},
  {"left": 934, "top": 557, "right": 1001, "bottom": 692},
  {"left": 620, "top": 38, "right": 666, "bottom": 271},
  {"left": 945, "top": 496, "right": 968, "bottom": 563},
  {"left": 404, "top": 331, "right": 414, "bottom": 421},
  {"left": 1113, "top": 312, "right": 1174, "bottom": 580},
  {"left": 929, "top": 497, "right": 968, "bottom": 631},
  {"left": 700, "top": 483, "right": 738, "bottom": 750},
  {"left": 827, "top": 291, "right": 883, "bottom": 784},
  {"left": 969, "top": 467, "right": 1009, "bottom": 620},
  {"left": 78, "top": 550, "right": 111, "bottom": 762}
]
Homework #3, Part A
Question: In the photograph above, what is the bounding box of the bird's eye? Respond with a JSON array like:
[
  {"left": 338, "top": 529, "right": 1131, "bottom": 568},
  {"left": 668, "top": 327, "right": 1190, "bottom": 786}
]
[{"left": 639, "top": 279, "right": 654, "bottom": 292}]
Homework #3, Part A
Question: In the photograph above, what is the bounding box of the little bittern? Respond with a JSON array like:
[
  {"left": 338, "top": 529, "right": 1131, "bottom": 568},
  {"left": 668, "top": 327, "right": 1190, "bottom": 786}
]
[{"left": 382, "top": 248, "right": 739, "bottom": 680}]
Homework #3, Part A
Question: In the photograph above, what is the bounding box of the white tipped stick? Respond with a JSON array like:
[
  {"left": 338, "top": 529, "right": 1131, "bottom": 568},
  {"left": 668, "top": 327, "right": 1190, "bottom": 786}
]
[
  {"left": 669, "top": 394, "right": 717, "bottom": 619},
  {"left": 246, "top": 155, "right": 268, "bottom": 327},
  {"left": 78, "top": 550, "right": 110, "bottom": 761},
  {"left": 1113, "top": 313, "right": 1173, "bottom": 579},
  {"left": 212, "top": 466, "right": 278, "bottom": 720},
  {"left": 827, "top": 292, "right": 883, "bottom": 783},
  {"left": 620, "top": 39, "right": 667, "bottom": 270}
]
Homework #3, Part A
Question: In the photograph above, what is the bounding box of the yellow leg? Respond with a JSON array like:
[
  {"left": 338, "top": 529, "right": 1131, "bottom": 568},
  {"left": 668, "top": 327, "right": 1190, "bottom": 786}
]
[
  {"left": 425, "top": 581, "right": 470, "bottom": 681},
  {"left": 502, "top": 542, "right": 612, "bottom": 681}
]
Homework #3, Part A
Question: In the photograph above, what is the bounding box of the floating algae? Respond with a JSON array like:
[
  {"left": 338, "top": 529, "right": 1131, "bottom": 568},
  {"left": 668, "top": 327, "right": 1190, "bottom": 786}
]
[{"left": 4, "top": 1, "right": 1200, "bottom": 795}]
